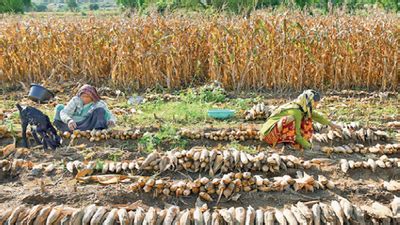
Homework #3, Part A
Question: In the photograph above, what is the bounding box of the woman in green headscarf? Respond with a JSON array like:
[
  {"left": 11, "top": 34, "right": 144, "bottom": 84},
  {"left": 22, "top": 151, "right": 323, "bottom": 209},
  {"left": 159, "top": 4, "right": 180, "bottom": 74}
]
[{"left": 260, "top": 90, "right": 340, "bottom": 150}]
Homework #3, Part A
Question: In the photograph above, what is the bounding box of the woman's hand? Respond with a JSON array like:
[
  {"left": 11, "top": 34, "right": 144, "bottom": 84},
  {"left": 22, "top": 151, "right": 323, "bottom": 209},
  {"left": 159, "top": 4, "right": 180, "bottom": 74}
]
[
  {"left": 303, "top": 141, "right": 312, "bottom": 149},
  {"left": 68, "top": 120, "right": 77, "bottom": 131},
  {"left": 107, "top": 120, "right": 115, "bottom": 127}
]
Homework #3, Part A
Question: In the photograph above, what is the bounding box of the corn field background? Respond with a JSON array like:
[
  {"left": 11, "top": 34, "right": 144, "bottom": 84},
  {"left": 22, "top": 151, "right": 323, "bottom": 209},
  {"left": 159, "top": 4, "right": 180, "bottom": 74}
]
[{"left": 0, "top": 11, "right": 399, "bottom": 91}]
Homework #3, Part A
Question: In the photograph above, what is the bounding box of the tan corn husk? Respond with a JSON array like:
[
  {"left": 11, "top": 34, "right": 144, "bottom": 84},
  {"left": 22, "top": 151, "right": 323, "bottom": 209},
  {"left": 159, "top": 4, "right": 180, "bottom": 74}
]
[{"left": 2, "top": 198, "right": 397, "bottom": 225}]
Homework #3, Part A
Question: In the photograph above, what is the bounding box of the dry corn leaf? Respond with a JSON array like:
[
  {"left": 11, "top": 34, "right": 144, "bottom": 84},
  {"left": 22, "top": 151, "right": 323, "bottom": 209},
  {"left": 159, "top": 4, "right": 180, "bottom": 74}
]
[
  {"left": 74, "top": 144, "right": 87, "bottom": 150},
  {"left": 2, "top": 144, "right": 16, "bottom": 158},
  {"left": 75, "top": 169, "right": 94, "bottom": 180}
]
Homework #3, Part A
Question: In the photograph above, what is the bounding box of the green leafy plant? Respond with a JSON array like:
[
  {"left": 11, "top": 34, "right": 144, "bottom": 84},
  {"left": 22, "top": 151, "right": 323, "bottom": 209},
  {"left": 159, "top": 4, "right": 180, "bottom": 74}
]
[
  {"left": 138, "top": 132, "right": 160, "bottom": 153},
  {"left": 95, "top": 160, "right": 105, "bottom": 170},
  {"left": 108, "top": 150, "right": 124, "bottom": 161},
  {"left": 155, "top": 124, "right": 187, "bottom": 149},
  {"left": 117, "top": 0, "right": 145, "bottom": 9},
  {"left": 0, "top": 0, "right": 27, "bottom": 13},
  {"left": 67, "top": 0, "right": 78, "bottom": 11},
  {"left": 232, "top": 97, "right": 259, "bottom": 110},
  {"left": 227, "top": 141, "right": 259, "bottom": 154},
  {"left": 138, "top": 124, "right": 187, "bottom": 152},
  {"left": 5, "top": 115, "right": 17, "bottom": 138},
  {"left": 199, "top": 87, "right": 226, "bottom": 103},
  {"left": 181, "top": 86, "right": 226, "bottom": 103},
  {"left": 89, "top": 3, "right": 99, "bottom": 10},
  {"left": 154, "top": 0, "right": 177, "bottom": 12},
  {"left": 34, "top": 3, "right": 48, "bottom": 11}
]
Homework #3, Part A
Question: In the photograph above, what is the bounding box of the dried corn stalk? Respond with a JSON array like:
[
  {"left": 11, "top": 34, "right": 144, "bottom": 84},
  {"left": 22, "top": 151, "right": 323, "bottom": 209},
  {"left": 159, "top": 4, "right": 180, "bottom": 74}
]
[{"left": 1, "top": 14, "right": 398, "bottom": 90}]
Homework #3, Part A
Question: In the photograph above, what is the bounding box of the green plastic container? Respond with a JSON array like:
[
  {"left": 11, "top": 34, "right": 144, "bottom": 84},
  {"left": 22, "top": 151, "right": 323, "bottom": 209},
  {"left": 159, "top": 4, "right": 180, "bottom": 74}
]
[{"left": 208, "top": 109, "right": 235, "bottom": 120}]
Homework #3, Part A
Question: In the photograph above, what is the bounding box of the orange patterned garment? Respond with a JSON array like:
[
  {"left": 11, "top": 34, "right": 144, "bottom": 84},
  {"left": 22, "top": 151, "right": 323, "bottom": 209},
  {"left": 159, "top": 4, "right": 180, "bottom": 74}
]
[{"left": 263, "top": 116, "right": 313, "bottom": 149}]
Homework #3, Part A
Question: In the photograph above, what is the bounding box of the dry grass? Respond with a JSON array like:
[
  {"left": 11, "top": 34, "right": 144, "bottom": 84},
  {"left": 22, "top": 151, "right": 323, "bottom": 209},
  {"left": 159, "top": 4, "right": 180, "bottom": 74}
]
[{"left": 0, "top": 12, "right": 398, "bottom": 91}]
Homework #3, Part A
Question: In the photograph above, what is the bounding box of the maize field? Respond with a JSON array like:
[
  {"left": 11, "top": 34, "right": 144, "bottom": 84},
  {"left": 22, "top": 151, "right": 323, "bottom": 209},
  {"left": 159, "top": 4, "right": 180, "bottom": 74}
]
[{"left": 0, "top": 12, "right": 399, "bottom": 91}]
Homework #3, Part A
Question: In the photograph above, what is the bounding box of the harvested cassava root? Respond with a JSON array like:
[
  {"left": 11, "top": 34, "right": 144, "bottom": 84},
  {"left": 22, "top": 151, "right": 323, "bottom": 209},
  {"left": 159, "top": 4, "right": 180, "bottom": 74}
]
[
  {"left": 321, "top": 143, "right": 400, "bottom": 155},
  {"left": 2, "top": 197, "right": 399, "bottom": 225},
  {"left": 339, "top": 155, "right": 400, "bottom": 173},
  {"left": 60, "top": 129, "right": 142, "bottom": 142},
  {"left": 244, "top": 103, "right": 276, "bottom": 121},
  {"left": 66, "top": 147, "right": 311, "bottom": 175}
]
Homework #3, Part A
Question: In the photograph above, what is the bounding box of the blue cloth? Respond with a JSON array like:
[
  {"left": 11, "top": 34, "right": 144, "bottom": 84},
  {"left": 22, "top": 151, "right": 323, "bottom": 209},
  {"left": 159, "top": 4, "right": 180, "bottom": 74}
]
[
  {"left": 56, "top": 97, "right": 116, "bottom": 124},
  {"left": 54, "top": 107, "right": 108, "bottom": 132},
  {"left": 54, "top": 104, "right": 64, "bottom": 121}
]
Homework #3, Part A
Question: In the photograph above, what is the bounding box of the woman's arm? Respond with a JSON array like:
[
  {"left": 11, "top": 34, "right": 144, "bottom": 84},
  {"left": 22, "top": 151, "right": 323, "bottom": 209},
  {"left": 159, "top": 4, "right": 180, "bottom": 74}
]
[
  {"left": 312, "top": 111, "right": 330, "bottom": 125},
  {"left": 312, "top": 111, "right": 341, "bottom": 130},
  {"left": 60, "top": 97, "right": 79, "bottom": 124},
  {"left": 106, "top": 107, "right": 117, "bottom": 123}
]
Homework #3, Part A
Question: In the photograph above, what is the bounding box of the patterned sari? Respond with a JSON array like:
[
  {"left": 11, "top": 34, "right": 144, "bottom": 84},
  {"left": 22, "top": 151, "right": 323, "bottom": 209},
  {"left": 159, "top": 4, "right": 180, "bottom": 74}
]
[
  {"left": 263, "top": 116, "right": 313, "bottom": 149},
  {"left": 262, "top": 89, "right": 319, "bottom": 149}
]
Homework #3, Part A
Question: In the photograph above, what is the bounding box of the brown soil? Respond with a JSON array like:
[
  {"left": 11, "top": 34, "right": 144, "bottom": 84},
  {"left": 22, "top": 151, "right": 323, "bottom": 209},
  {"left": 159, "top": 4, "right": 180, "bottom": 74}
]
[{"left": 0, "top": 90, "right": 399, "bottom": 220}]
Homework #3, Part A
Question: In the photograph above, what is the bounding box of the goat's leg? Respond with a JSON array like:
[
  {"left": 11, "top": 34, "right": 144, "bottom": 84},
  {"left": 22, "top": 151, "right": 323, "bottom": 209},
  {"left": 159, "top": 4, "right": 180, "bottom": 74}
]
[
  {"left": 40, "top": 130, "right": 58, "bottom": 150},
  {"left": 42, "top": 123, "right": 59, "bottom": 149},
  {"left": 21, "top": 121, "right": 29, "bottom": 148},
  {"left": 48, "top": 125, "right": 62, "bottom": 148},
  {"left": 31, "top": 127, "right": 42, "bottom": 145},
  {"left": 37, "top": 129, "right": 48, "bottom": 150},
  {"left": 45, "top": 131, "right": 58, "bottom": 150}
]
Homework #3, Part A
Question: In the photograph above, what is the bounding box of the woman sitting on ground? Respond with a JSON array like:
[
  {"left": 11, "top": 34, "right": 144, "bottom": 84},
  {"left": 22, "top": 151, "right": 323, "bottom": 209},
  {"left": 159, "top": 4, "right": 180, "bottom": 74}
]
[
  {"left": 260, "top": 89, "right": 340, "bottom": 150},
  {"left": 54, "top": 84, "right": 116, "bottom": 132}
]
